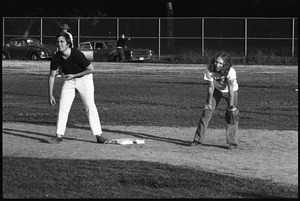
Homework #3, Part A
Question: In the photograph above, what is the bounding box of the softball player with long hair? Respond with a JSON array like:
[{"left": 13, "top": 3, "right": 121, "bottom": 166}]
[{"left": 191, "top": 51, "right": 239, "bottom": 149}]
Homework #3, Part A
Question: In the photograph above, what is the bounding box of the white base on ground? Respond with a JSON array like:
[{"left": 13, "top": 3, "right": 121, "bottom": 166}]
[{"left": 108, "top": 138, "right": 145, "bottom": 145}]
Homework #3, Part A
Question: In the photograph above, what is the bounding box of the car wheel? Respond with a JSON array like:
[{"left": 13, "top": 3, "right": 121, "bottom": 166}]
[
  {"left": 30, "top": 53, "right": 40, "bottom": 61},
  {"left": 2, "top": 52, "right": 9, "bottom": 60}
]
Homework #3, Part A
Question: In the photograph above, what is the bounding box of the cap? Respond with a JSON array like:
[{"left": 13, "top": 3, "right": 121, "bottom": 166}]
[{"left": 60, "top": 24, "right": 70, "bottom": 29}]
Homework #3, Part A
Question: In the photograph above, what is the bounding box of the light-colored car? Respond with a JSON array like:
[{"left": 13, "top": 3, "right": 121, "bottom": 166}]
[
  {"left": 78, "top": 40, "right": 153, "bottom": 62},
  {"left": 2, "top": 38, "right": 54, "bottom": 61}
]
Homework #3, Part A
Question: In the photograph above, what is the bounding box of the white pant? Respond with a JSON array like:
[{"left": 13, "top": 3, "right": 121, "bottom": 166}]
[{"left": 56, "top": 73, "right": 102, "bottom": 136}]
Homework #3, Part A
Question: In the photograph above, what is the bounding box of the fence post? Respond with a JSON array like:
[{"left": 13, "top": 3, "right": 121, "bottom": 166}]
[
  {"left": 40, "top": 18, "right": 43, "bottom": 44},
  {"left": 77, "top": 18, "right": 80, "bottom": 47},
  {"left": 158, "top": 18, "right": 161, "bottom": 59},
  {"left": 3, "top": 18, "right": 5, "bottom": 46},
  {"left": 117, "top": 18, "right": 119, "bottom": 40},
  {"left": 202, "top": 18, "right": 204, "bottom": 56},
  {"left": 245, "top": 18, "right": 247, "bottom": 57},
  {"left": 292, "top": 18, "right": 295, "bottom": 58}
]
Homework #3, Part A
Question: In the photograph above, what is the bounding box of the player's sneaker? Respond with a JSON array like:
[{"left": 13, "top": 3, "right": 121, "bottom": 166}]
[
  {"left": 228, "top": 144, "right": 238, "bottom": 150},
  {"left": 190, "top": 140, "right": 202, "bottom": 146},
  {"left": 49, "top": 136, "right": 63, "bottom": 144},
  {"left": 96, "top": 135, "right": 108, "bottom": 144}
]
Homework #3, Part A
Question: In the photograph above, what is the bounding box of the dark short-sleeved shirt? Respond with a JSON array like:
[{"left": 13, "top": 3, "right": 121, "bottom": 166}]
[
  {"left": 50, "top": 48, "right": 90, "bottom": 75},
  {"left": 116, "top": 38, "right": 129, "bottom": 48}
]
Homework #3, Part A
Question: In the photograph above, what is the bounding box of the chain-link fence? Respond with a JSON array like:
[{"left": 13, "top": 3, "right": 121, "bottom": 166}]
[{"left": 2, "top": 17, "right": 298, "bottom": 58}]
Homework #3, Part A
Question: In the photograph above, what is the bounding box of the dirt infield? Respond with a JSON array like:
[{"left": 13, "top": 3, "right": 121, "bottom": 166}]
[{"left": 3, "top": 121, "right": 298, "bottom": 186}]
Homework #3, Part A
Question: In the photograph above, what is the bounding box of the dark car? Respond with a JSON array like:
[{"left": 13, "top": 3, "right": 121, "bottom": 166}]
[
  {"left": 78, "top": 40, "right": 153, "bottom": 62},
  {"left": 2, "top": 38, "right": 54, "bottom": 61}
]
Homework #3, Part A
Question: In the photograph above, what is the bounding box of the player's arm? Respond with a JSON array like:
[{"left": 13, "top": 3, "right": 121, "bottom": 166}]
[
  {"left": 205, "top": 80, "right": 214, "bottom": 110},
  {"left": 225, "top": 79, "right": 239, "bottom": 125},
  {"left": 48, "top": 69, "right": 57, "bottom": 106},
  {"left": 227, "top": 79, "right": 235, "bottom": 107}
]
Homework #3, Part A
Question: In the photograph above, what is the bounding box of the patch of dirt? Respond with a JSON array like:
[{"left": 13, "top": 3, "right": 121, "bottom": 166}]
[{"left": 2, "top": 122, "right": 298, "bottom": 186}]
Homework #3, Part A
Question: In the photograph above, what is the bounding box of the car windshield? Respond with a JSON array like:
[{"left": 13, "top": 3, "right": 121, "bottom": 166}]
[
  {"left": 80, "top": 43, "right": 92, "bottom": 49},
  {"left": 27, "top": 39, "right": 41, "bottom": 47}
]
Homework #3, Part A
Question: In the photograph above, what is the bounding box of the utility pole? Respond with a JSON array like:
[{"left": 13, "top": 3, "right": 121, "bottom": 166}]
[{"left": 167, "top": 2, "right": 175, "bottom": 54}]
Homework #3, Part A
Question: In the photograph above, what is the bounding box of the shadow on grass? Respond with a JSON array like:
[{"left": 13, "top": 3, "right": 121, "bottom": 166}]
[
  {"left": 2, "top": 129, "right": 50, "bottom": 143},
  {"left": 3, "top": 121, "right": 228, "bottom": 149},
  {"left": 2, "top": 128, "right": 92, "bottom": 144},
  {"left": 103, "top": 128, "right": 229, "bottom": 149},
  {"left": 3, "top": 157, "right": 298, "bottom": 199}
]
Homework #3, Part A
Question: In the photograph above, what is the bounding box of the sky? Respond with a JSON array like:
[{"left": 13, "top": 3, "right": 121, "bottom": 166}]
[{"left": 2, "top": 0, "right": 299, "bottom": 17}]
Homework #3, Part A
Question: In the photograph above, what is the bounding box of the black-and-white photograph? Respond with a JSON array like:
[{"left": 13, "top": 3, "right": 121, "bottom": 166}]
[{"left": 2, "top": 0, "right": 298, "bottom": 199}]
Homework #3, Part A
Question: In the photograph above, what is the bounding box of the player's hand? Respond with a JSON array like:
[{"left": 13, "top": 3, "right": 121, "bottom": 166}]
[
  {"left": 49, "top": 96, "right": 56, "bottom": 106},
  {"left": 64, "top": 74, "right": 75, "bottom": 80},
  {"left": 227, "top": 105, "right": 237, "bottom": 111},
  {"left": 204, "top": 103, "right": 212, "bottom": 110}
]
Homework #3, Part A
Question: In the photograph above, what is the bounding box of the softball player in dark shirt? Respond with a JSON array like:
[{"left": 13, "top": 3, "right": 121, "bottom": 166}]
[{"left": 48, "top": 32, "right": 107, "bottom": 144}]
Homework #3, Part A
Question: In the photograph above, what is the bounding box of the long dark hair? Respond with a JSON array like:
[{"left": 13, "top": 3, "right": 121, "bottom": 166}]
[{"left": 207, "top": 51, "right": 232, "bottom": 76}]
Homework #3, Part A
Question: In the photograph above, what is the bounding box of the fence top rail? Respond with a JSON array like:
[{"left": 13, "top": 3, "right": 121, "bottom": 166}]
[{"left": 2, "top": 17, "right": 298, "bottom": 20}]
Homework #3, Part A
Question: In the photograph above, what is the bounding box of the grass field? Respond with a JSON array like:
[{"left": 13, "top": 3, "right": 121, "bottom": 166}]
[
  {"left": 3, "top": 156, "right": 297, "bottom": 198},
  {"left": 2, "top": 61, "right": 298, "bottom": 130},
  {"left": 2, "top": 60, "right": 298, "bottom": 198}
]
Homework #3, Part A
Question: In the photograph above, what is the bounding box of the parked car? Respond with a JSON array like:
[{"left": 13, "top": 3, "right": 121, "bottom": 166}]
[
  {"left": 78, "top": 40, "right": 153, "bottom": 62},
  {"left": 2, "top": 38, "right": 54, "bottom": 61}
]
